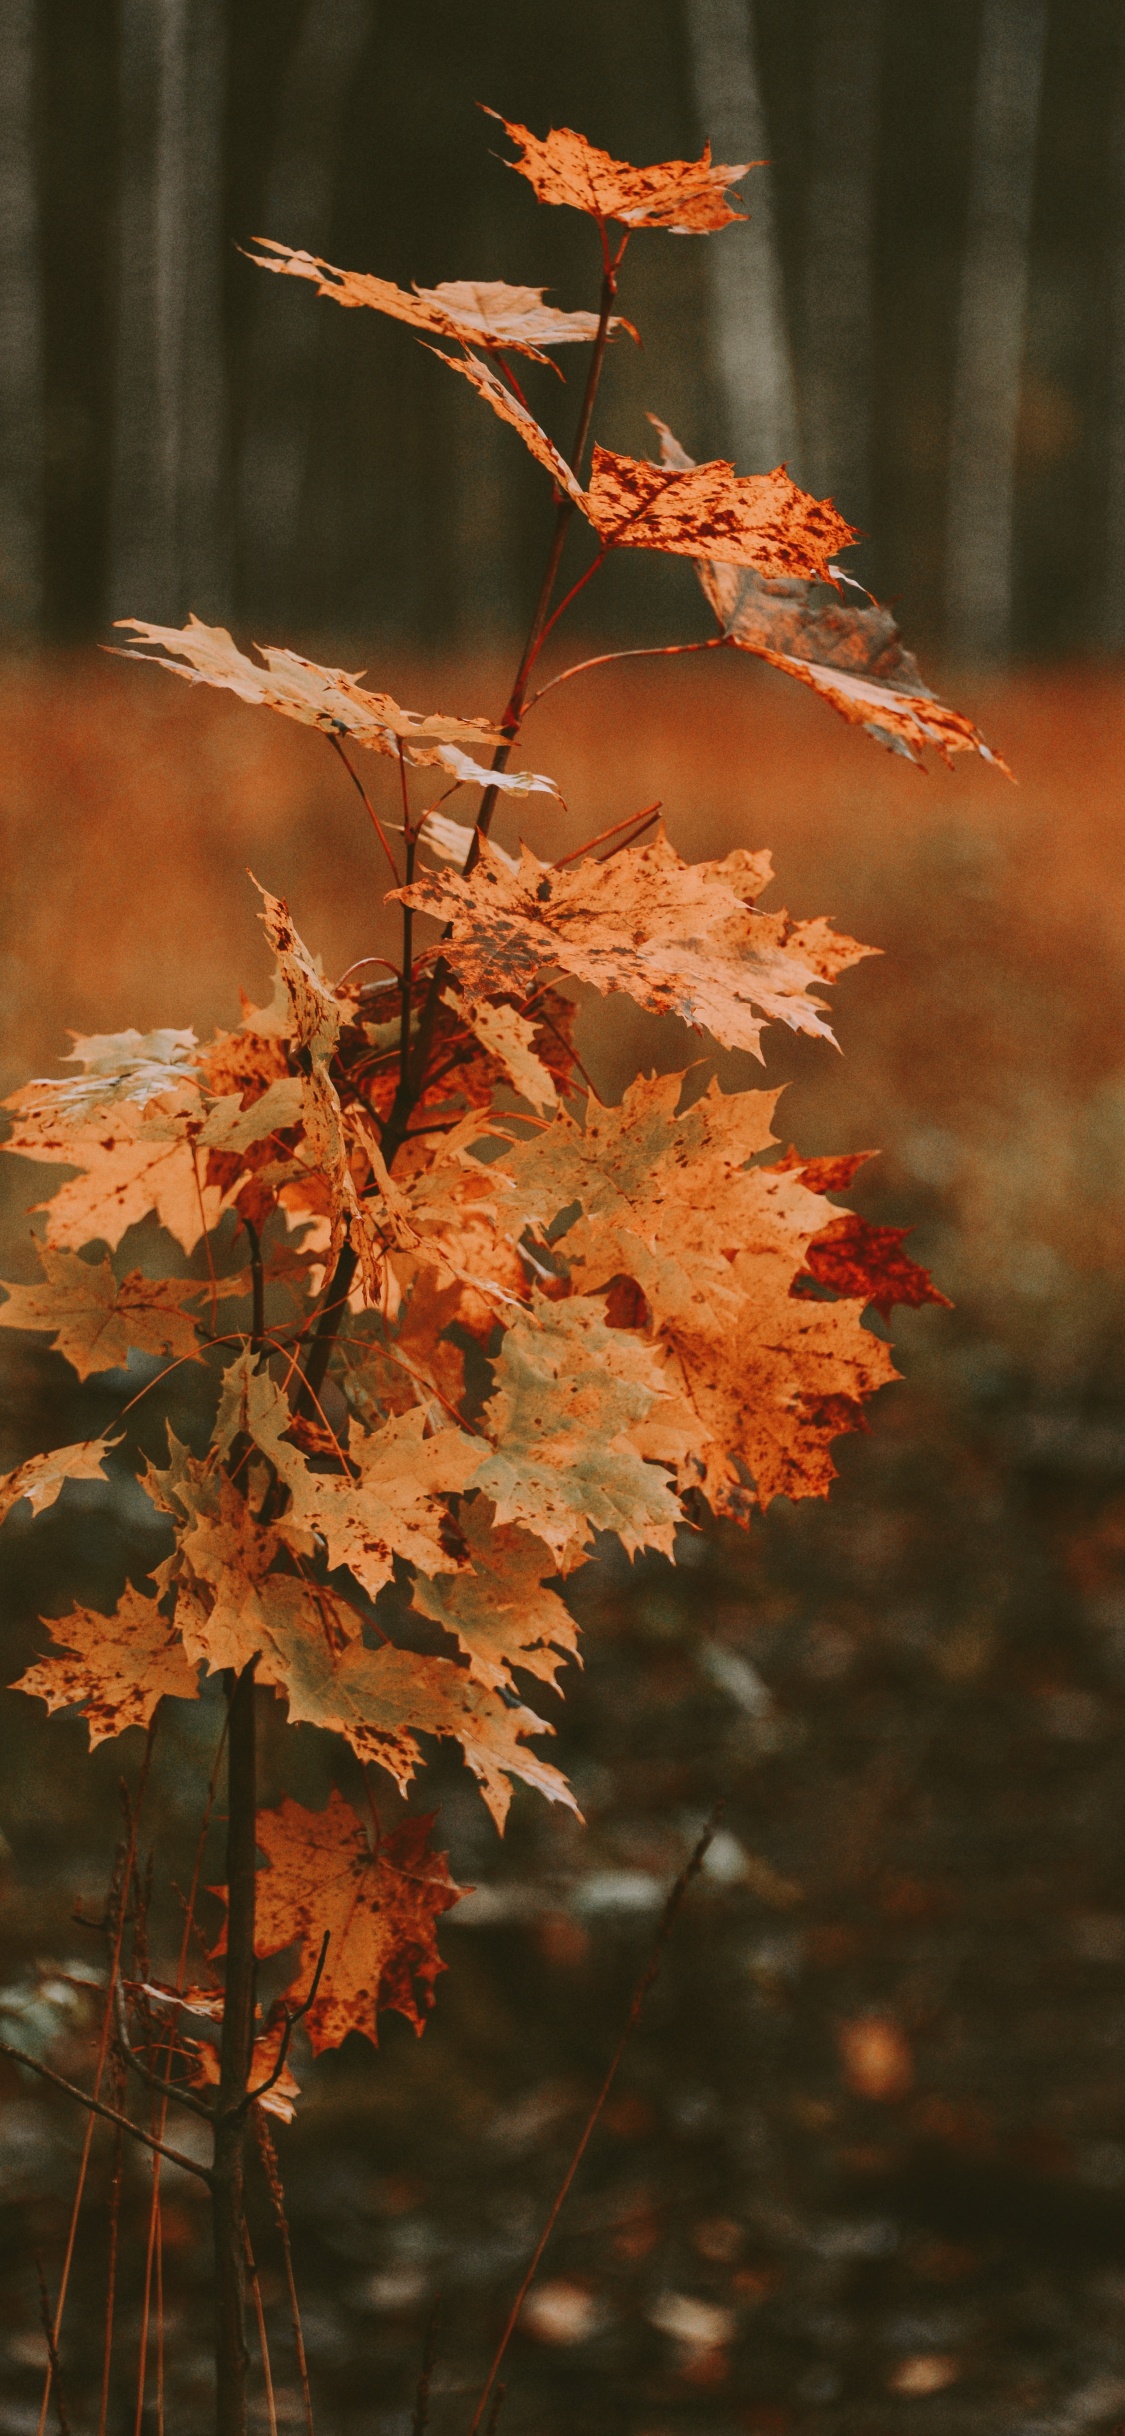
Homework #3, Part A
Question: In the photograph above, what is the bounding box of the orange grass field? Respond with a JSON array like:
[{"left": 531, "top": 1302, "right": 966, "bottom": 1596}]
[{"left": 2, "top": 649, "right": 1124, "bottom": 1335}]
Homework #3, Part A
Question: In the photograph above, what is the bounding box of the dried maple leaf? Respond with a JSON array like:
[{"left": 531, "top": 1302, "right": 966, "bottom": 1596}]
[
  {"left": 649, "top": 417, "right": 1007, "bottom": 769},
  {"left": 17, "top": 1027, "right": 200, "bottom": 1120},
  {"left": 116, "top": 618, "right": 561, "bottom": 796},
  {"left": 247, "top": 241, "right": 634, "bottom": 361},
  {"left": 585, "top": 445, "right": 856, "bottom": 583},
  {"left": 441, "top": 990, "right": 557, "bottom": 1115},
  {"left": 775, "top": 1145, "right": 877, "bottom": 1196},
  {"left": 245, "top": 1791, "right": 464, "bottom": 2052},
  {"left": 2, "top": 1083, "right": 228, "bottom": 1254},
  {"left": 412, "top": 1499, "right": 577, "bottom": 1691},
  {"left": 486, "top": 109, "right": 751, "bottom": 233},
  {"left": 496, "top": 1074, "right": 897, "bottom": 1515},
  {"left": 13, "top": 1589, "right": 199, "bottom": 1745},
  {"left": 798, "top": 1212, "right": 952, "bottom": 1320},
  {"left": 0, "top": 1438, "right": 113, "bottom": 1529},
  {"left": 469, "top": 1293, "right": 681, "bottom": 1567},
  {"left": 429, "top": 348, "right": 586, "bottom": 505},
  {"left": 397, "top": 831, "right": 871, "bottom": 1060},
  {"left": 276, "top": 1408, "right": 481, "bottom": 1601},
  {"left": 0, "top": 1248, "right": 203, "bottom": 1379},
  {"left": 182, "top": 1571, "right": 574, "bottom": 1826}
]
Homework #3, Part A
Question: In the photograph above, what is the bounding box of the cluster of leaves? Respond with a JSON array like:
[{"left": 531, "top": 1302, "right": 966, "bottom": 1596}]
[{"left": 1, "top": 111, "right": 975, "bottom": 2071}]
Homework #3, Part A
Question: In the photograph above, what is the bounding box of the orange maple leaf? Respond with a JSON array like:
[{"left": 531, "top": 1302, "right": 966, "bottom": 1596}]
[
  {"left": 486, "top": 109, "right": 752, "bottom": 233},
  {"left": 397, "top": 831, "right": 871, "bottom": 1060},
  {"left": 648, "top": 417, "right": 1008, "bottom": 768},
  {"left": 0, "top": 1247, "right": 204, "bottom": 1379},
  {"left": 13, "top": 1588, "right": 199, "bottom": 1745},
  {"left": 585, "top": 445, "right": 856, "bottom": 583},
  {"left": 246, "top": 241, "right": 635, "bottom": 361},
  {"left": 494, "top": 1073, "right": 897, "bottom": 1516},
  {"left": 241, "top": 1792, "right": 464, "bottom": 2053}
]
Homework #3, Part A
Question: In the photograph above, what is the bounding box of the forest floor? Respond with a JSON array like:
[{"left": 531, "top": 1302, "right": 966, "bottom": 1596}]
[{"left": 0, "top": 655, "right": 1124, "bottom": 2434}]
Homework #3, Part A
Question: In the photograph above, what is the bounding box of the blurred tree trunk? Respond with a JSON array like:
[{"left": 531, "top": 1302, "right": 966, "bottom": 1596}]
[
  {"left": 108, "top": 0, "right": 228, "bottom": 626},
  {"left": 1102, "top": 37, "right": 1125, "bottom": 651},
  {"left": 800, "top": 1, "right": 879, "bottom": 537},
  {"left": 236, "top": 0, "right": 373, "bottom": 626},
  {"left": 0, "top": 0, "right": 43, "bottom": 636},
  {"left": 945, "top": 0, "right": 1048, "bottom": 662},
  {"left": 682, "top": 0, "right": 800, "bottom": 476}
]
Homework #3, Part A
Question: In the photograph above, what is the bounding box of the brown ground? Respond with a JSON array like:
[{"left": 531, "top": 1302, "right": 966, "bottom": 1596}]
[{"left": 1, "top": 652, "right": 1125, "bottom": 2434}]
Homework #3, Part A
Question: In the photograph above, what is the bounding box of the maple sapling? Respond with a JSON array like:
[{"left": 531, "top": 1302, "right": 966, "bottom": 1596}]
[{"left": 0, "top": 106, "right": 1001, "bottom": 2436}]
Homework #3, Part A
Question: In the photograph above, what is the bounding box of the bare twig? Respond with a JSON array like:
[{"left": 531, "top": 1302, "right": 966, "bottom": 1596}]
[
  {"left": 466, "top": 1806, "right": 722, "bottom": 2436},
  {"left": 327, "top": 733, "right": 401, "bottom": 884},
  {"left": 113, "top": 1984, "right": 214, "bottom": 2120},
  {"left": 244, "top": 2220, "right": 279, "bottom": 2436},
  {"left": 254, "top": 2114, "right": 315, "bottom": 2436},
  {"left": 0, "top": 2038, "right": 211, "bottom": 2181},
  {"left": 242, "top": 1932, "right": 330, "bottom": 2108},
  {"left": 410, "top": 2301, "right": 440, "bottom": 2436},
  {"left": 524, "top": 634, "right": 728, "bottom": 713},
  {"left": 552, "top": 801, "right": 663, "bottom": 868},
  {"left": 34, "top": 2254, "right": 70, "bottom": 2436}
]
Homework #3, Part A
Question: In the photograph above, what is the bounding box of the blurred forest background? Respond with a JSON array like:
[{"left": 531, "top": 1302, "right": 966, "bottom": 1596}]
[
  {"left": 2, "top": 0, "right": 1125, "bottom": 661},
  {"left": 6, "top": 6, "right": 1125, "bottom": 2434}
]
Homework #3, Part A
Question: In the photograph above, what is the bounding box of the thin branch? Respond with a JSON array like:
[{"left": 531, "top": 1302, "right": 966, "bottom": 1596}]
[
  {"left": 410, "top": 2303, "right": 440, "bottom": 2436},
  {"left": 242, "top": 1217, "right": 265, "bottom": 1356},
  {"left": 254, "top": 2114, "right": 315, "bottom": 2436},
  {"left": 242, "top": 1932, "right": 330, "bottom": 2109},
  {"left": 466, "top": 1807, "right": 722, "bottom": 2436},
  {"left": 37, "top": 1724, "right": 158, "bottom": 2436},
  {"left": 525, "top": 635, "right": 728, "bottom": 713},
  {"left": 553, "top": 801, "right": 663, "bottom": 867},
  {"left": 327, "top": 733, "right": 401, "bottom": 884},
  {"left": 113, "top": 1985, "right": 214, "bottom": 2120},
  {"left": 469, "top": 243, "right": 628, "bottom": 858},
  {"left": 34, "top": 2255, "right": 70, "bottom": 2436},
  {"left": 0, "top": 2038, "right": 211, "bottom": 2183},
  {"left": 244, "top": 2220, "right": 279, "bottom": 2436}
]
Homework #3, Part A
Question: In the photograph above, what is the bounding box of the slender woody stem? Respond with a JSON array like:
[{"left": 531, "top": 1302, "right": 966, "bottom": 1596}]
[
  {"left": 469, "top": 247, "right": 625, "bottom": 859},
  {"left": 296, "top": 239, "right": 627, "bottom": 1406},
  {"left": 212, "top": 1661, "right": 258, "bottom": 2436}
]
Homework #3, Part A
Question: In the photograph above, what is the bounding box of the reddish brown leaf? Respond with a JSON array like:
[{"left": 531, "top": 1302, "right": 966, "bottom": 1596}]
[
  {"left": 648, "top": 416, "right": 1007, "bottom": 768},
  {"left": 428, "top": 348, "right": 586, "bottom": 505},
  {"left": 245, "top": 1791, "right": 464, "bottom": 2053},
  {"left": 585, "top": 446, "right": 856, "bottom": 583},
  {"left": 798, "top": 1212, "right": 952, "bottom": 1319}
]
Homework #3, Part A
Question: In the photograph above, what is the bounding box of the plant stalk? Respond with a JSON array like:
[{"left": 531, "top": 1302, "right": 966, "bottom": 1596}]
[
  {"left": 212, "top": 1661, "right": 258, "bottom": 2436},
  {"left": 470, "top": 252, "right": 623, "bottom": 855}
]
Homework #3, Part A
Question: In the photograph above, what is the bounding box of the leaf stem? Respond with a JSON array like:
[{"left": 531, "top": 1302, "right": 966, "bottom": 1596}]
[
  {"left": 327, "top": 735, "right": 401, "bottom": 884},
  {"left": 469, "top": 244, "right": 627, "bottom": 859}
]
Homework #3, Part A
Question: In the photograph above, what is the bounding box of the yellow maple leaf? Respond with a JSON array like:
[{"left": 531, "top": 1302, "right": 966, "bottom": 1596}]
[
  {"left": 13, "top": 1588, "right": 199, "bottom": 1745},
  {"left": 499, "top": 1072, "right": 898, "bottom": 1515},
  {"left": 0, "top": 1247, "right": 204, "bottom": 1378},
  {"left": 0, "top": 1438, "right": 113, "bottom": 1529},
  {"left": 468, "top": 1293, "right": 681, "bottom": 1567},
  {"left": 397, "top": 830, "right": 871, "bottom": 1060},
  {"left": 412, "top": 1499, "right": 577, "bottom": 1692},
  {"left": 441, "top": 989, "right": 557, "bottom": 1115},
  {"left": 116, "top": 617, "right": 561, "bottom": 798}
]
